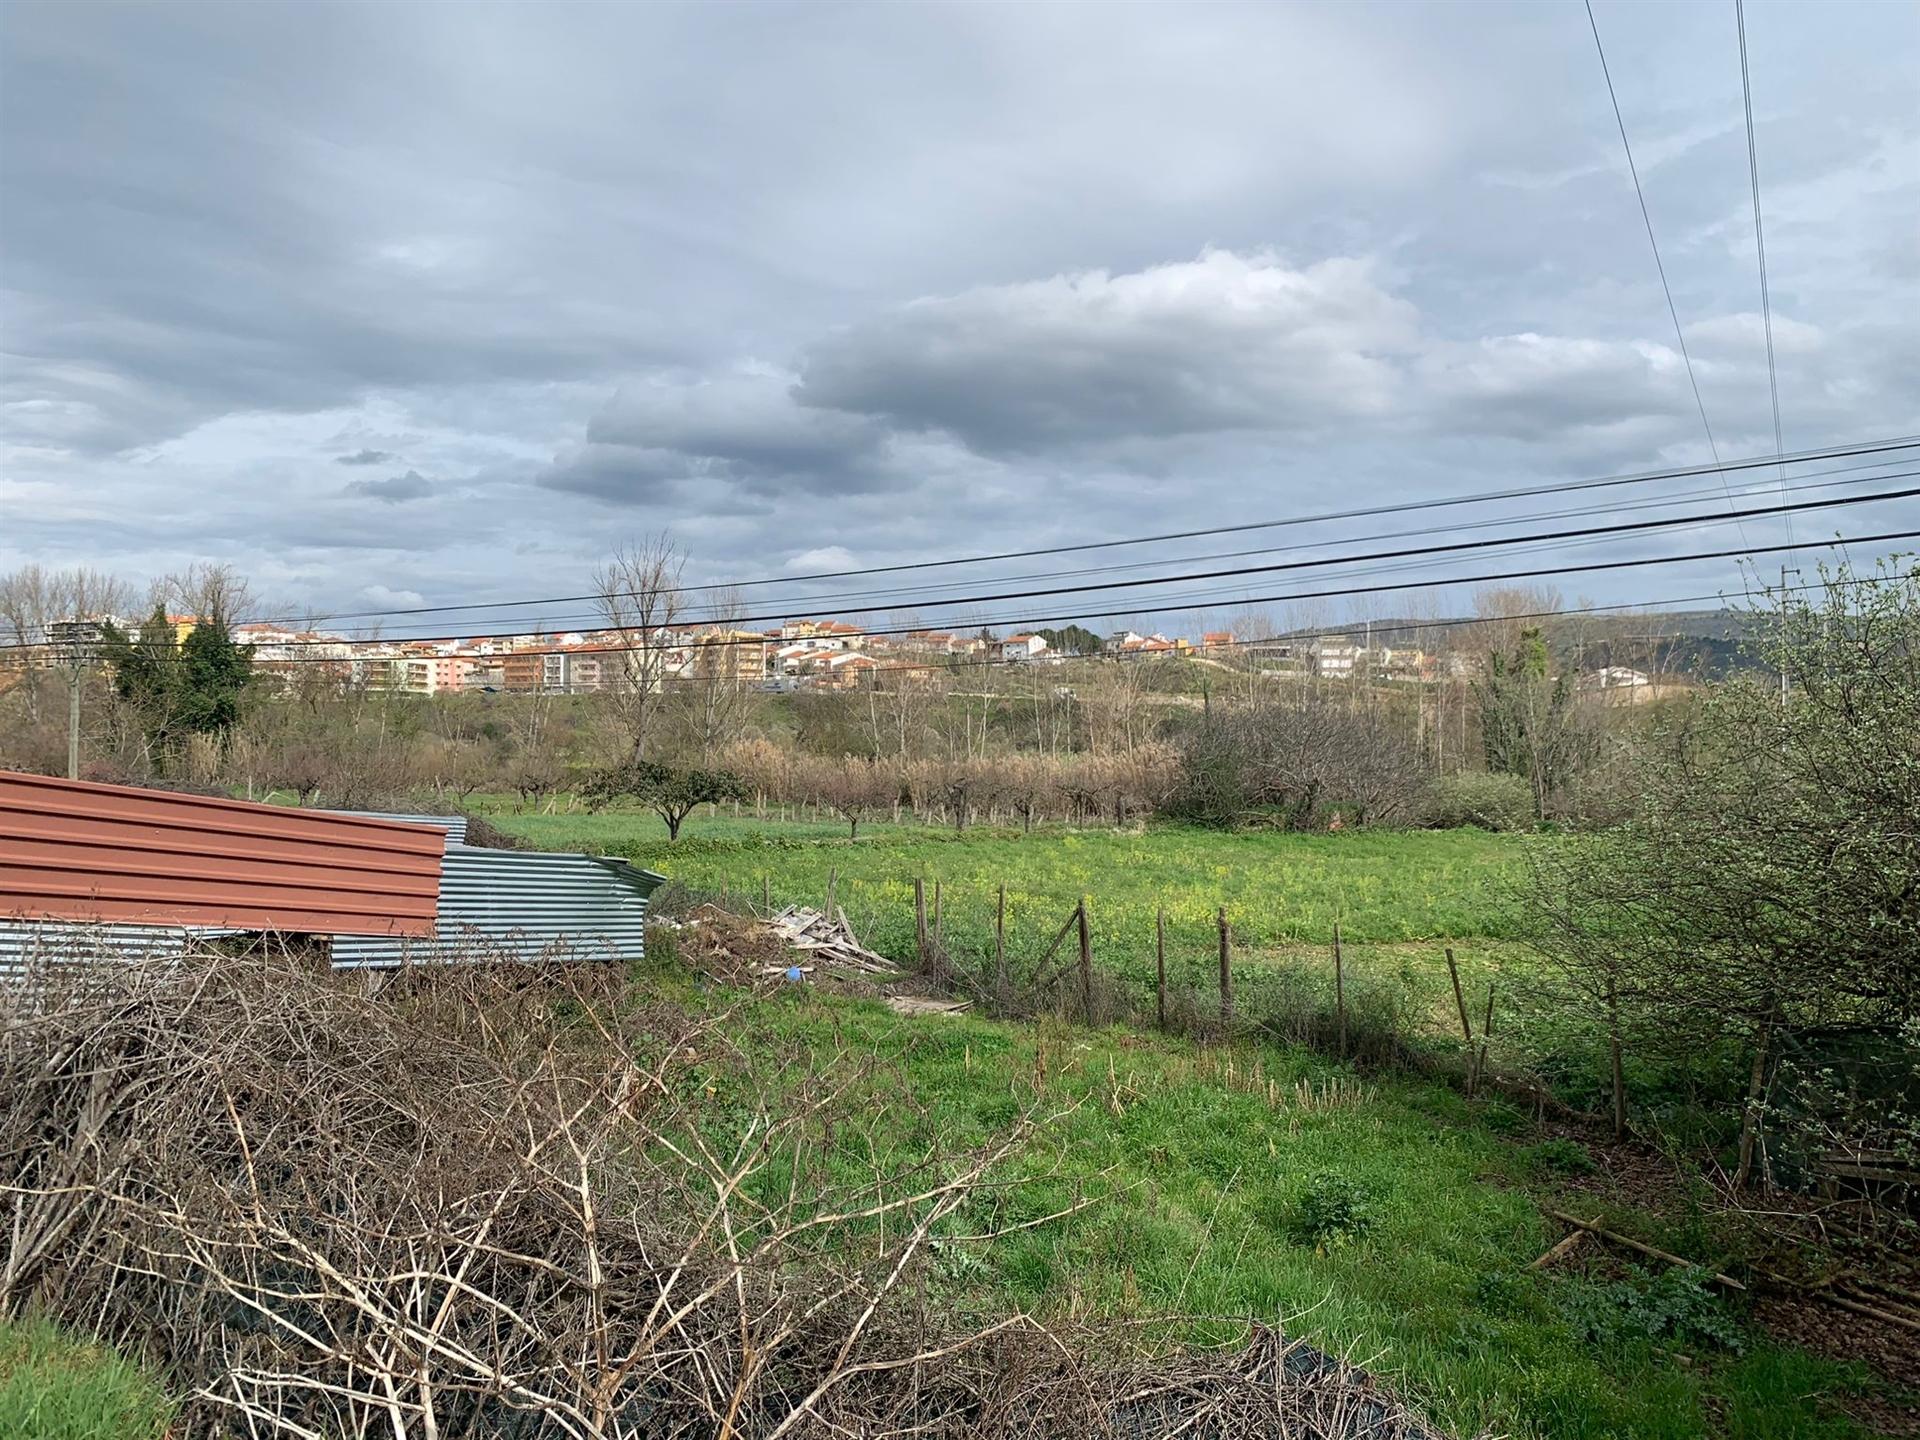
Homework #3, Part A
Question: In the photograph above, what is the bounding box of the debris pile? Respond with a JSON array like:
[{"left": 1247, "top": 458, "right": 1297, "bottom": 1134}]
[
  {"left": 764, "top": 905, "right": 902, "bottom": 980},
  {"left": 673, "top": 903, "right": 906, "bottom": 989}
]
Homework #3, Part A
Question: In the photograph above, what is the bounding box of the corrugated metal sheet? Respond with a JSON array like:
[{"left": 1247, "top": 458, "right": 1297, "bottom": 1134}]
[
  {"left": 331, "top": 847, "right": 667, "bottom": 968},
  {"left": 0, "top": 770, "right": 444, "bottom": 935},
  {"left": 325, "top": 811, "right": 470, "bottom": 846}
]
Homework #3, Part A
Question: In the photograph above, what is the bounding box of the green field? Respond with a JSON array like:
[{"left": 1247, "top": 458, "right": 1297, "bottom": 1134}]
[
  {"left": 489, "top": 805, "right": 1537, "bottom": 1057},
  {"left": 477, "top": 807, "right": 1898, "bottom": 1437},
  {"left": 657, "top": 981, "right": 1876, "bottom": 1440}
]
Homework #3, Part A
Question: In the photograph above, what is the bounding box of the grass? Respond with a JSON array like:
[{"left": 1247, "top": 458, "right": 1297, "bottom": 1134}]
[
  {"left": 0, "top": 1318, "right": 173, "bottom": 1440},
  {"left": 668, "top": 981, "right": 1879, "bottom": 1440},
  {"left": 488, "top": 804, "right": 1543, "bottom": 1068},
  {"left": 488, "top": 803, "right": 1526, "bottom": 961}
]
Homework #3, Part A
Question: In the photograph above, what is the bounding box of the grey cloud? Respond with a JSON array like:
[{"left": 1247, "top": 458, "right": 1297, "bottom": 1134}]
[
  {"left": 4, "top": 0, "right": 1914, "bottom": 615},
  {"left": 343, "top": 468, "right": 434, "bottom": 503},
  {"left": 543, "top": 373, "right": 898, "bottom": 505},
  {"left": 335, "top": 448, "right": 394, "bottom": 466},
  {"left": 795, "top": 252, "right": 1419, "bottom": 454}
]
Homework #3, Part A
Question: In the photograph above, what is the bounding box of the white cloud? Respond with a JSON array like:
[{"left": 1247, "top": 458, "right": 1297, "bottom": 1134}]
[{"left": 784, "top": 546, "right": 856, "bottom": 571}]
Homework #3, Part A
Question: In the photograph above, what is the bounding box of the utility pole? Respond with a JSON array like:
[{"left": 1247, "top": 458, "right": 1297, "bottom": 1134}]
[
  {"left": 1778, "top": 564, "right": 1800, "bottom": 708},
  {"left": 50, "top": 619, "right": 99, "bottom": 780}
]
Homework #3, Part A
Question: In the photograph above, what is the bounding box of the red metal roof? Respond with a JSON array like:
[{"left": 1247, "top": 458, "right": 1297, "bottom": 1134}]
[{"left": 0, "top": 770, "right": 444, "bottom": 936}]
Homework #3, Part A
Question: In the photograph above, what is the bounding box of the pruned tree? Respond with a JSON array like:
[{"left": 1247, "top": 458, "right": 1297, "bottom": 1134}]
[
  {"left": 802, "top": 755, "right": 897, "bottom": 839},
  {"left": 583, "top": 758, "right": 747, "bottom": 840}
]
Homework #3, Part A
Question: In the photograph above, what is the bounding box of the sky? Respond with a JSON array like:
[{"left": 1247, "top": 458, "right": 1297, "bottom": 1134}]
[{"left": 2, "top": 0, "right": 1916, "bottom": 640}]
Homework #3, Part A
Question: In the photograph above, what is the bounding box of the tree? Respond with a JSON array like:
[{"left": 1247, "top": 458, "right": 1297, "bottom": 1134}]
[
  {"left": 583, "top": 759, "right": 746, "bottom": 841},
  {"left": 97, "top": 601, "right": 254, "bottom": 768},
  {"left": 1520, "top": 561, "right": 1920, "bottom": 1177},
  {"left": 596, "top": 534, "right": 685, "bottom": 761},
  {"left": 803, "top": 755, "right": 896, "bottom": 839},
  {"left": 1473, "top": 625, "right": 1595, "bottom": 820},
  {"left": 1036, "top": 625, "right": 1103, "bottom": 656}
]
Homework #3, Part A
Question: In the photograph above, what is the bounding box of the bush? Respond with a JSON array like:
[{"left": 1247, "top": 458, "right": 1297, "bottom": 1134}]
[
  {"left": 1290, "top": 1171, "right": 1377, "bottom": 1253},
  {"left": 1556, "top": 1265, "right": 1746, "bottom": 1354},
  {"left": 1521, "top": 1138, "right": 1597, "bottom": 1177},
  {"left": 1417, "top": 772, "right": 1535, "bottom": 832}
]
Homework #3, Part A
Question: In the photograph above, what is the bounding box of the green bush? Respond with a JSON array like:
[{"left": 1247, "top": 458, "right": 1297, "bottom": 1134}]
[
  {"left": 1557, "top": 1265, "right": 1746, "bottom": 1354},
  {"left": 1290, "top": 1170, "right": 1377, "bottom": 1253},
  {"left": 1417, "top": 772, "right": 1536, "bottom": 832},
  {"left": 1522, "top": 1137, "right": 1598, "bottom": 1177}
]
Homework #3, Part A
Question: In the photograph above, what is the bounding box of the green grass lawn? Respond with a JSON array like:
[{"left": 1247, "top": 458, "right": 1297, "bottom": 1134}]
[
  {"left": 677, "top": 985, "right": 1876, "bottom": 1440},
  {"left": 0, "top": 1318, "right": 172, "bottom": 1440}
]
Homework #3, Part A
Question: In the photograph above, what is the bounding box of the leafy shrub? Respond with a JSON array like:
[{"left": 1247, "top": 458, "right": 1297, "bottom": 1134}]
[
  {"left": 1418, "top": 772, "right": 1536, "bottom": 832},
  {"left": 1290, "top": 1171, "right": 1377, "bottom": 1252},
  {"left": 1522, "top": 1138, "right": 1597, "bottom": 1177},
  {"left": 1557, "top": 1266, "right": 1745, "bottom": 1354}
]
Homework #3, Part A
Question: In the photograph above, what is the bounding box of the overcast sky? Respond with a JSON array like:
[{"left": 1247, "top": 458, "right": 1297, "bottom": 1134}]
[{"left": 3, "top": 0, "right": 1916, "bottom": 637}]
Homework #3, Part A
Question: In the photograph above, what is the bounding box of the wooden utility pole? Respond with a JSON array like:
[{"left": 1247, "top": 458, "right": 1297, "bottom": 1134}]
[{"left": 1217, "top": 907, "right": 1234, "bottom": 1026}]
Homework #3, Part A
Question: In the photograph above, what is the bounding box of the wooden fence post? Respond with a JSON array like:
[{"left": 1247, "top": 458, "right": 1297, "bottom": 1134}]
[
  {"left": 1333, "top": 919, "right": 1347, "bottom": 1060},
  {"left": 1217, "top": 907, "right": 1233, "bottom": 1026},
  {"left": 1155, "top": 906, "right": 1167, "bottom": 1031},
  {"left": 825, "top": 865, "right": 837, "bottom": 918},
  {"left": 933, "top": 880, "right": 943, "bottom": 943},
  {"left": 994, "top": 884, "right": 1008, "bottom": 1000},
  {"left": 1445, "top": 947, "right": 1475, "bottom": 1096},
  {"left": 761, "top": 874, "right": 771, "bottom": 916},
  {"left": 1076, "top": 897, "right": 1093, "bottom": 1024},
  {"left": 914, "top": 878, "right": 929, "bottom": 965},
  {"left": 1477, "top": 981, "right": 1495, "bottom": 1092}
]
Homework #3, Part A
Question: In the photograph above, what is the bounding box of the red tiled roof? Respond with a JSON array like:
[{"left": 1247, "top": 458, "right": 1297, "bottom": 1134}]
[{"left": 0, "top": 770, "right": 444, "bottom": 936}]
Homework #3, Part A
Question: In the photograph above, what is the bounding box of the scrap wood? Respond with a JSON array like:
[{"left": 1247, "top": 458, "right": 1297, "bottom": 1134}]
[
  {"left": 1753, "top": 1266, "right": 1920, "bottom": 1334},
  {"left": 886, "top": 996, "right": 973, "bottom": 1018},
  {"left": 1542, "top": 1209, "right": 1746, "bottom": 1291},
  {"left": 765, "top": 905, "right": 901, "bottom": 977},
  {"left": 1528, "top": 1216, "right": 1599, "bottom": 1271}
]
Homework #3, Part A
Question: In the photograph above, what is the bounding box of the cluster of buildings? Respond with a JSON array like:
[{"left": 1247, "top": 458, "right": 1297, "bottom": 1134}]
[
  {"left": 210, "top": 617, "right": 997, "bottom": 696},
  {"left": 35, "top": 610, "right": 1623, "bottom": 699}
]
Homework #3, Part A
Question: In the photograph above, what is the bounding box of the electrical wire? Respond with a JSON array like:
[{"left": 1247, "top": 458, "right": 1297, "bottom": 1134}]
[
  {"left": 1583, "top": 0, "right": 1748, "bottom": 554},
  {"left": 33, "top": 522, "right": 1917, "bottom": 669},
  {"left": 1735, "top": 0, "right": 1792, "bottom": 563},
  {"left": 32, "top": 475, "right": 1911, "bottom": 654},
  {"left": 234, "top": 433, "right": 1920, "bottom": 628}
]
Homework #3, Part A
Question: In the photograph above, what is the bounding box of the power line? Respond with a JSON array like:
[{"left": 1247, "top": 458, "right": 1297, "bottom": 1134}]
[
  {"left": 34, "top": 523, "right": 1918, "bottom": 669},
  {"left": 242, "top": 433, "right": 1920, "bottom": 628},
  {"left": 1735, "top": 0, "right": 1792, "bottom": 563},
  {"left": 232, "top": 451, "right": 1914, "bottom": 641},
  {"left": 1583, "top": 0, "right": 1749, "bottom": 554},
  {"left": 60, "top": 477, "right": 1911, "bottom": 654}
]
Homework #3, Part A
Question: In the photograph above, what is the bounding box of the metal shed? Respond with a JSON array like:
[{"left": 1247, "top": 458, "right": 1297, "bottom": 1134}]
[
  {"left": 0, "top": 781, "right": 665, "bottom": 976},
  {"left": 0, "top": 770, "right": 443, "bottom": 935},
  {"left": 330, "top": 846, "right": 666, "bottom": 968}
]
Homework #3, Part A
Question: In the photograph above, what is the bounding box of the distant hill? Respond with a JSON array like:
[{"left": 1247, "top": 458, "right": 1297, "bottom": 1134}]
[{"left": 1285, "top": 608, "right": 1770, "bottom": 681}]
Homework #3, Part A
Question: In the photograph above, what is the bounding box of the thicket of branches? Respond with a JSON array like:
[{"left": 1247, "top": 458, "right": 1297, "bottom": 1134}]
[
  {"left": 1518, "top": 563, "right": 1920, "bottom": 1181},
  {"left": 0, "top": 951, "right": 1440, "bottom": 1439}
]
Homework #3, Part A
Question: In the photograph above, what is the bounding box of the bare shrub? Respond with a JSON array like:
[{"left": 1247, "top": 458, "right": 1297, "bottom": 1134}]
[{"left": 0, "top": 951, "right": 1441, "bottom": 1439}]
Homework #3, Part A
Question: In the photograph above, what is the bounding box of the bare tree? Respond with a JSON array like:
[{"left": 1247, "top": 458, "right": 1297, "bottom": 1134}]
[
  {"left": 664, "top": 584, "right": 760, "bottom": 762},
  {"left": 595, "top": 533, "right": 685, "bottom": 761}
]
